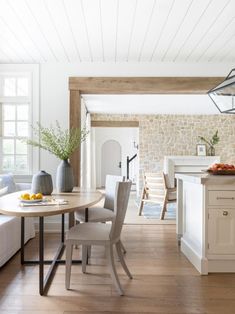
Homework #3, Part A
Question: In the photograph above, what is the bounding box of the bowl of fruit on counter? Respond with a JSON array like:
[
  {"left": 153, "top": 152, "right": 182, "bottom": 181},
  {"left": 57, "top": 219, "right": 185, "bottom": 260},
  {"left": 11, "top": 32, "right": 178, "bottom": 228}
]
[{"left": 207, "top": 163, "right": 235, "bottom": 175}]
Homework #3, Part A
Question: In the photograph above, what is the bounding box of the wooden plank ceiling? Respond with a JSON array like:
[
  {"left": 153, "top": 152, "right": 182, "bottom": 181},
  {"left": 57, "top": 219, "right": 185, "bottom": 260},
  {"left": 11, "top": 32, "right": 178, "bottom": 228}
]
[{"left": 0, "top": 0, "right": 234, "bottom": 64}]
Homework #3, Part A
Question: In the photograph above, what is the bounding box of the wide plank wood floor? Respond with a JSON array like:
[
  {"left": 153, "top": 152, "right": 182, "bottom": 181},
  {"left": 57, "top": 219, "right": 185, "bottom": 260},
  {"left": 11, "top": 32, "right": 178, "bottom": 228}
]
[{"left": 1, "top": 224, "right": 235, "bottom": 314}]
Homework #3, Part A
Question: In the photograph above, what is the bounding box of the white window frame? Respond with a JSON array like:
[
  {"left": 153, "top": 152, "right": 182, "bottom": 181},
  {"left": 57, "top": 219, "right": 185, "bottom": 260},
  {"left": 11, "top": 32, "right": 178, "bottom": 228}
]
[{"left": 0, "top": 64, "right": 40, "bottom": 182}]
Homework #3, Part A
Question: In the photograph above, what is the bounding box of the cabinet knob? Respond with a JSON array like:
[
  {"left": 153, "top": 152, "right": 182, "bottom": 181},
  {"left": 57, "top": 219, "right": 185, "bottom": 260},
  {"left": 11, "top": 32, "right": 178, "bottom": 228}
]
[{"left": 223, "top": 210, "right": 229, "bottom": 216}]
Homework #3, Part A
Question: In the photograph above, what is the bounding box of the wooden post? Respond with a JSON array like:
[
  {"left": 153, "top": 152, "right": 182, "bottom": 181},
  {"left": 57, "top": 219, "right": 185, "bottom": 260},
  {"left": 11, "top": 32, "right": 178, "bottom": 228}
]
[{"left": 69, "top": 90, "right": 81, "bottom": 227}]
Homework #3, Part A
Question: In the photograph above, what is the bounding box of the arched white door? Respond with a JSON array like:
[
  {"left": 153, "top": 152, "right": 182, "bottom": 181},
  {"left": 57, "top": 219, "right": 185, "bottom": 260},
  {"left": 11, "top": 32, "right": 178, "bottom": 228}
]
[{"left": 101, "top": 140, "right": 121, "bottom": 186}]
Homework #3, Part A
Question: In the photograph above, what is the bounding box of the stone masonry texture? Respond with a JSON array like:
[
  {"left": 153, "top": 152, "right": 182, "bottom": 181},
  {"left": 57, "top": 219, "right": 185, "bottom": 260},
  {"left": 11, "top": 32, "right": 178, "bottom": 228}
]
[{"left": 91, "top": 114, "right": 235, "bottom": 189}]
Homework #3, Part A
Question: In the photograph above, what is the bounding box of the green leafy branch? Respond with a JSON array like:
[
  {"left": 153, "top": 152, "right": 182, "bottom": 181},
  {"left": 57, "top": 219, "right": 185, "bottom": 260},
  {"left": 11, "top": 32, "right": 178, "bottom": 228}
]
[
  {"left": 198, "top": 130, "right": 220, "bottom": 148},
  {"left": 24, "top": 121, "right": 88, "bottom": 160}
]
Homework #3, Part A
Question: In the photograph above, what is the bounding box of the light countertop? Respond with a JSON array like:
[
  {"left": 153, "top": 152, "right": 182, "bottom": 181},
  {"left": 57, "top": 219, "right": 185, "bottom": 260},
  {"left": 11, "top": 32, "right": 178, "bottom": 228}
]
[{"left": 175, "top": 173, "right": 235, "bottom": 185}]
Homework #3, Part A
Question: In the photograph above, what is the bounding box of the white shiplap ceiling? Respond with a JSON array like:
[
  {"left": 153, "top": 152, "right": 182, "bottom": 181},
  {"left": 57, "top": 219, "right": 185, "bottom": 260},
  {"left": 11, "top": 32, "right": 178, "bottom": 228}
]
[{"left": 0, "top": 0, "right": 235, "bottom": 64}]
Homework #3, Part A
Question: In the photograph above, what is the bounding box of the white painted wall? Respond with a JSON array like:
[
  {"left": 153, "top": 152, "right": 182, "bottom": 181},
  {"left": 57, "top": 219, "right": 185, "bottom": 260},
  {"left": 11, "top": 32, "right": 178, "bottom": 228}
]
[{"left": 93, "top": 127, "right": 139, "bottom": 188}]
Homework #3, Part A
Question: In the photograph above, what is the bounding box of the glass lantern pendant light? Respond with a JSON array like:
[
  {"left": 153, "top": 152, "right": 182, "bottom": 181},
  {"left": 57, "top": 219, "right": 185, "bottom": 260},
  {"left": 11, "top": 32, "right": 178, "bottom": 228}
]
[{"left": 208, "top": 68, "right": 235, "bottom": 114}]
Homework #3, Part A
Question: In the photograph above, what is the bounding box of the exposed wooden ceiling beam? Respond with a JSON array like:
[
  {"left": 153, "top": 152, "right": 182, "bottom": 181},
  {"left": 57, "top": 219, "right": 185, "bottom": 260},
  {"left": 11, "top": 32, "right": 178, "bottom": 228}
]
[
  {"left": 69, "top": 77, "right": 223, "bottom": 94},
  {"left": 91, "top": 121, "right": 139, "bottom": 127}
]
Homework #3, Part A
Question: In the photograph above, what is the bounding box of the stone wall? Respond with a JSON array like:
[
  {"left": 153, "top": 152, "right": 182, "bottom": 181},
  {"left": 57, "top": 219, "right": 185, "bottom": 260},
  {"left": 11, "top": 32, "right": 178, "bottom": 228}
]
[{"left": 91, "top": 114, "right": 235, "bottom": 177}]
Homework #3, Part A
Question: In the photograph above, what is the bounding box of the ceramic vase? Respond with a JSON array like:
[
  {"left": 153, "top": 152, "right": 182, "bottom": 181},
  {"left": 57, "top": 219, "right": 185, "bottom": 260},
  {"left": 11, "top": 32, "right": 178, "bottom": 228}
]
[
  {"left": 56, "top": 159, "right": 74, "bottom": 192},
  {"left": 208, "top": 146, "right": 215, "bottom": 156},
  {"left": 31, "top": 170, "right": 53, "bottom": 195}
]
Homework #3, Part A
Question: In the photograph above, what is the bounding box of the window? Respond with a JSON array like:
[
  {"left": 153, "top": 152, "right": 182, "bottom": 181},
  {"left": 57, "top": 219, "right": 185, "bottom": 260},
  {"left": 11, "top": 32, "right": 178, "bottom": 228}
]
[{"left": 0, "top": 73, "right": 32, "bottom": 175}]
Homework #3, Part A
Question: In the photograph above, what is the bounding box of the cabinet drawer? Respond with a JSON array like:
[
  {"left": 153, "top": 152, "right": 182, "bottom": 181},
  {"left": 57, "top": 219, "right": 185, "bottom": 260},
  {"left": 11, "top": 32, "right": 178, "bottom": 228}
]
[{"left": 208, "top": 191, "right": 235, "bottom": 206}]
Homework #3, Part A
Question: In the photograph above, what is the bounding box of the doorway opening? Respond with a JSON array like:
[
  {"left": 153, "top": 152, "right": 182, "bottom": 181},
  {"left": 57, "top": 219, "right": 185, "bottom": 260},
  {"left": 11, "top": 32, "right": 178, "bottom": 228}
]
[
  {"left": 92, "top": 127, "right": 139, "bottom": 190},
  {"left": 101, "top": 140, "right": 122, "bottom": 187}
]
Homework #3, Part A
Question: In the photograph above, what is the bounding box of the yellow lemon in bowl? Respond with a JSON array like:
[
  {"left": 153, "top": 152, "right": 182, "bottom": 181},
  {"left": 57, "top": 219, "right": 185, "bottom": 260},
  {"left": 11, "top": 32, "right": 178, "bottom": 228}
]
[
  {"left": 30, "top": 194, "right": 37, "bottom": 200},
  {"left": 36, "top": 193, "right": 43, "bottom": 200},
  {"left": 21, "top": 193, "right": 30, "bottom": 200}
]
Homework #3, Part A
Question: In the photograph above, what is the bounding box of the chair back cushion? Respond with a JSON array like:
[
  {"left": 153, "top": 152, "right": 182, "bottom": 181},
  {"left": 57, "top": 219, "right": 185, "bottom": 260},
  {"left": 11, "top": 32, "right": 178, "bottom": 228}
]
[
  {"left": 104, "top": 175, "right": 125, "bottom": 210},
  {"left": 110, "top": 181, "right": 132, "bottom": 242}
]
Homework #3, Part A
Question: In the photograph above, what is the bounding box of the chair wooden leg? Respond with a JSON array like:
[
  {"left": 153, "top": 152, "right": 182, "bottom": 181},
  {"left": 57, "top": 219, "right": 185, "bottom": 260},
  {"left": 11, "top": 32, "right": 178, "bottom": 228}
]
[
  {"left": 120, "top": 240, "right": 126, "bottom": 254},
  {"left": 116, "top": 241, "right": 132, "bottom": 279},
  {"left": 82, "top": 245, "right": 88, "bottom": 273},
  {"left": 107, "top": 243, "right": 124, "bottom": 296},
  {"left": 138, "top": 188, "right": 146, "bottom": 216},
  {"left": 65, "top": 242, "right": 73, "bottom": 290},
  {"left": 160, "top": 192, "right": 168, "bottom": 220},
  {"left": 138, "top": 200, "right": 144, "bottom": 216}
]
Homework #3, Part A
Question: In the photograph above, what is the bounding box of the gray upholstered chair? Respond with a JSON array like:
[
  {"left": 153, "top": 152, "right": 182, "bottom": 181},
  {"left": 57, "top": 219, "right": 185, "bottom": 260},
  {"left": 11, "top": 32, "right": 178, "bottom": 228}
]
[
  {"left": 74, "top": 175, "right": 125, "bottom": 223},
  {"left": 65, "top": 181, "right": 132, "bottom": 295},
  {"left": 74, "top": 175, "right": 127, "bottom": 255}
]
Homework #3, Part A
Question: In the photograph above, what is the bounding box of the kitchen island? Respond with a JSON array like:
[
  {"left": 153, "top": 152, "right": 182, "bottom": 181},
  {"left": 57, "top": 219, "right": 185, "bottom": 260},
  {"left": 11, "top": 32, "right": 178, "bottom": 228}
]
[{"left": 176, "top": 173, "right": 235, "bottom": 274}]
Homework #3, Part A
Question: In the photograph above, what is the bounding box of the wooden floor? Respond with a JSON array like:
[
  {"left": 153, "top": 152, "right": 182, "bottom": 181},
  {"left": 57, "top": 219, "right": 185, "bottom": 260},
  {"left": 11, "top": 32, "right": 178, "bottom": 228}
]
[{"left": 1, "top": 224, "right": 235, "bottom": 314}]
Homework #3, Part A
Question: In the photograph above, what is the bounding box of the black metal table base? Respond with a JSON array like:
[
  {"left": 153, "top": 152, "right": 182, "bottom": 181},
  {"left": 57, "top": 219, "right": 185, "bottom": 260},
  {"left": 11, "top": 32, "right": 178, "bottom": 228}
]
[{"left": 21, "top": 209, "right": 88, "bottom": 296}]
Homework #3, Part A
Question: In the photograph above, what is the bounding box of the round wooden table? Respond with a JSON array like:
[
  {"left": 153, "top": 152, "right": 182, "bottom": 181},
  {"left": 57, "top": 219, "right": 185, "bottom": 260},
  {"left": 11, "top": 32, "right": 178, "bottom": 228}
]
[
  {"left": 0, "top": 189, "right": 103, "bottom": 295},
  {"left": 0, "top": 189, "right": 102, "bottom": 217}
]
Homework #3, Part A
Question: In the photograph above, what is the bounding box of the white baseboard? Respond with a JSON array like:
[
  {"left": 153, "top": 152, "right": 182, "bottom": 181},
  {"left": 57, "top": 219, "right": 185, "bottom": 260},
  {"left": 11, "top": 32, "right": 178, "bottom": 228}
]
[
  {"left": 181, "top": 238, "right": 208, "bottom": 274},
  {"left": 181, "top": 237, "right": 235, "bottom": 273}
]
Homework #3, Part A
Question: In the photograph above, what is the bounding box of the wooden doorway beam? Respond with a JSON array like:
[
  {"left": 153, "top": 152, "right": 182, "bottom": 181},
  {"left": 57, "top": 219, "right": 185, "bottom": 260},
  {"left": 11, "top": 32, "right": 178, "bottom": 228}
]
[
  {"left": 91, "top": 121, "right": 139, "bottom": 127},
  {"left": 69, "top": 90, "right": 81, "bottom": 227},
  {"left": 70, "top": 90, "right": 81, "bottom": 188},
  {"left": 69, "top": 77, "right": 223, "bottom": 94}
]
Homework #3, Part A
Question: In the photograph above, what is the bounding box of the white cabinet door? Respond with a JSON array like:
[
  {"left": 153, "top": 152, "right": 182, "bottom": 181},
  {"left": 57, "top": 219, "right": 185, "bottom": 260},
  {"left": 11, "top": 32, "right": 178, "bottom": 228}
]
[{"left": 208, "top": 208, "right": 235, "bottom": 254}]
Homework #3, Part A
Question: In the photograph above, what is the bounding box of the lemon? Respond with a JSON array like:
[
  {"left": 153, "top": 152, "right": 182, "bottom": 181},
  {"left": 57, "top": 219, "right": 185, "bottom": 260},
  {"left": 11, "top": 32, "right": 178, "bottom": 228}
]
[
  {"left": 21, "top": 193, "right": 30, "bottom": 200},
  {"left": 36, "top": 193, "right": 43, "bottom": 200},
  {"left": 30, "top": 194, "right": 37, "bottom": 200}
]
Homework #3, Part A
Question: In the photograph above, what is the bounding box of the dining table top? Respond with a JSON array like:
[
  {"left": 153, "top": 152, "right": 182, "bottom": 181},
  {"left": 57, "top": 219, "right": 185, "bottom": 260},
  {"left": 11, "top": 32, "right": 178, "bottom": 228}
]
[{"left": 0, "top": 188, "right": 103, "bottom": 217}]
